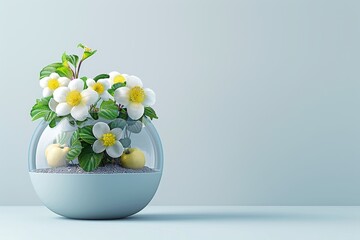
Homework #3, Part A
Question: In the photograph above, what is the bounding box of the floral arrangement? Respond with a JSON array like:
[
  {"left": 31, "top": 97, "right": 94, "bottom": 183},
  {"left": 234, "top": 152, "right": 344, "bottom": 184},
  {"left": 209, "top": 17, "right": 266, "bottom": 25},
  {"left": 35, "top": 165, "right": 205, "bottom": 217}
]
[{"left": 30, "top": 44, "right": 158, "bottom": 172}]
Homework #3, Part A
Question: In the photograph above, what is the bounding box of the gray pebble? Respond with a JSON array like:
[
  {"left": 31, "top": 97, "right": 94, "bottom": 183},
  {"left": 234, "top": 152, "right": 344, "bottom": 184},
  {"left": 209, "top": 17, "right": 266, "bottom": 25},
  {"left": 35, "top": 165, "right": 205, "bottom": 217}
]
[{"left": 32, "top": 164, "right": 157, "bottom": 174}]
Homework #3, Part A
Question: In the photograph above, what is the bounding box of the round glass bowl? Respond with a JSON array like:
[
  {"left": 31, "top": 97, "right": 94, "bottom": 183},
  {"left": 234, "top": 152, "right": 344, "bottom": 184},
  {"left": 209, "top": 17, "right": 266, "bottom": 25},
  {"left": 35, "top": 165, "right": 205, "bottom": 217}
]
[{"left": 28, "top": 117, "right": 163, "bottom": 219}]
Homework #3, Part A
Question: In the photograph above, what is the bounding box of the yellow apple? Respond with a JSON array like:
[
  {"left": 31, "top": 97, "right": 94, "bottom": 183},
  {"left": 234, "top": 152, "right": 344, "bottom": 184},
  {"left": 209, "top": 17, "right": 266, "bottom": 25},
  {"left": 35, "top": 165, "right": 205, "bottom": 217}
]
[
  {"left": 120, "top": 148, "right": 145, "bottom": 169},
  {"left": 45, "top": 143, "right": 70, "bottom": 168}
]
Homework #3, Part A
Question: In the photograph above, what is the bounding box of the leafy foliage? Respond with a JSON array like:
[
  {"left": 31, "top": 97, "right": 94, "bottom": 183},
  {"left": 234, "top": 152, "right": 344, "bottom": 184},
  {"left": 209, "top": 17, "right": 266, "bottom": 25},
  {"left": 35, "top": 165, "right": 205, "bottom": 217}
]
[
  {"left": 30, "top": 97, "right": 56, "bottom": 122},
  {"left": 98, "top": 100, "right": 118, "bottom": 120},
  {"left": 127, "top": 120, "right": 143, "bottom": 133},
  {"left": 78, "top": 43, "right": 97, "bottom": 60},
  {"left": 118, "top": 108, "right": 128, "bottom": 119},
  {"left": 94, "top": 74, "right": 109, "bottom": 81},
  {"left": 64, "top": 53, "right": 79, "bottom": 68},
  {"left": 109, "top": 118, "right": 127, "bottom": 130},
  {"left": 79, "top": 125, "right": 96, "bottom": 144},
  {"left": 66, "top": 140, "right": 82, "bottom": 161},
  {"left": 70, "top": 130, "right": 80, "bottom": 145},
  {"left": 39, "top": 63, "right": 63, "bottom": 79},
  {"left": 120, "top": 138, "right": 131, "bottom": 148},
  {"left": 31, "top": 44, "right": 161, "bottom": 172},
  {"left": 144, "top": 107, "right": 158, "bottom": 120},
  {"left": 56, "top": 66, "right": 73, "bottom": 79},
  {"left": 49, "top": 117, "right": 62, "bottom": 128},
  {"left": 55, "top": 132, "right": 72, "bottom": 145},
  {"left": 78, "top": 145, "right": 103, "bottom": 172},
  {"left": 108, "top": 82, "right": 126, "bottom": 95}
]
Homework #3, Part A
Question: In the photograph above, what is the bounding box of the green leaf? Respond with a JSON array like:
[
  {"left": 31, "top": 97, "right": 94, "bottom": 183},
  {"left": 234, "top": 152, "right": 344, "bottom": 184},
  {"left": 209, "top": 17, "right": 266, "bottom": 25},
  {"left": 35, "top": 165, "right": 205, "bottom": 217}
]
[
  {"left": 79, "top": 125, "right": 96, "bottom": 144},
  {"left": 78, "top": 43, "right": 85, "bottom": 49},
  {"left": 66, "top": 54, "right": 79, "bottom": 67},
  {"left": 44, "top": 111, "right": 57, "bottom": 122},
  {"left": 78, "top": 44, "right": 97, "bottom": 60},
  {"left": 76, "top": 119, "right": 88, "bottom": 127},
  {"left": 90, "top": 111, "right": 99, "bottom": 120},
  {"left": 78, "top": 145, "right": 103, "bottom": 172},
  {"left": 66, "top": 140, "right": 83, "bottom": 161},
  {"left": 70, "top": 130, "right": 80, "bottom": 145},
  {"left": 119, "top": 108, "right": 128, "bottom": 120},
  {"left": 56, "top": 66, "right": 73, "bottom": 79},
  {"left": 98, "top": 100, "right": 118, "bottom": 120},
  {"left": 30, "top": 106, "right": 49, "bottom": 121},
  {"left": 94, "top": 74, "right": 109, "bottom": 81},
  {"left": 83, "top": 50, "right": 97, "bottom": 60},
  {"left": 144, "top": 107, "right": 158, "bottom": 120},
  {"left": 30, "top": 97, "right": 52, "bottom": 121},
  {"left": 49, "top": 117, "right": 62, "bottom": 128},
  {"left": 39, "top": 62, "right": 63, "bottom": 79},
  {"left": 56, "top": 132, "right": 72, "bottom": 145},
  {"left": 108, "top": 82, "right": 126, "bottom": 95},
  {"left": 120, "top": 138, "right": 131, "bottom": 148},
  {"left": 62, "top": 52, "right": 67, "bottom": 63},
  {"left": 80, "top": 76, "right": 88, "bottom": 87},
  {"left": 126, "top": 120, "right": 143, "bottom": 133},
  {"left": 109, "top": 118, "right": 127, "bottom": 130}
]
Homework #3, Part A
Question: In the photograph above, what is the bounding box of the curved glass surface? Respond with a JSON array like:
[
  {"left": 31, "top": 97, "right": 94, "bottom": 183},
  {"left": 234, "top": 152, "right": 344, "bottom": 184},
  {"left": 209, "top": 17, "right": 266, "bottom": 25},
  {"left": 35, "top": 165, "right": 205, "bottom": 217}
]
[{"left": 28, "top": 117, "right": 163, "bottom": 172}]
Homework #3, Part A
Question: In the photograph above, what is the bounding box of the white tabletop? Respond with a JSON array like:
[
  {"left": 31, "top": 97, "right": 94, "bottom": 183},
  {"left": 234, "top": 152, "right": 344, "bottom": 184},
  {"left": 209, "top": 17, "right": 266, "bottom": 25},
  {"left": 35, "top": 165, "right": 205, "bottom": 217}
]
[{"left": 0, "top": 206, "right": 359, "bottom": 240}]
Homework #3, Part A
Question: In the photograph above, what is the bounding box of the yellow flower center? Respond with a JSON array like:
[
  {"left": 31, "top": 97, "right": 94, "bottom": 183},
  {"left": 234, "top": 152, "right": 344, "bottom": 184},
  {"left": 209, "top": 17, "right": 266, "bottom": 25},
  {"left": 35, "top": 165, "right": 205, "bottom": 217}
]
[
  {"left": 66, "top": 90, "right": 82, "bottom": 106},
  {"left": 129, "top": 86, "right": 145, "bottom": 103},
  {"left": 48, "top": 79, "right": 60, "bottom": 90},
  {"left": 101, "top": 133, "right": 116, "bottom": 147},
  {"left": 113, "top": 75, "right": 126, "bottom": 84},
  {"left": 92, "top": 82, "right": 105, "bottom": 94},
  {"left": 84, "top": 47, "right": 92, "bottom": 52}
]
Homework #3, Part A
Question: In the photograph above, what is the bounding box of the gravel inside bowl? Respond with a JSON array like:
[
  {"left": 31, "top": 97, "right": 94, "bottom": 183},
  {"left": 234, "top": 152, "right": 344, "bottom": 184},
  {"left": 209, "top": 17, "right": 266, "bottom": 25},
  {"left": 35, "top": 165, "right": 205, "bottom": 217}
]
[{"left": 32, "top": 164, "right": 157, "bottom": 174}]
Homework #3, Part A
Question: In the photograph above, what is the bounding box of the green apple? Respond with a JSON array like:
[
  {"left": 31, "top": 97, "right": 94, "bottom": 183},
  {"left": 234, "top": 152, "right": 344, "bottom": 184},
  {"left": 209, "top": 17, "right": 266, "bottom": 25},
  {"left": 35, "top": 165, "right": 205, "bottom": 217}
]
[
  {"left": 45, "top": 143, "right": 70, "bottom": 168},
  {"left": 120, "top": 148, "right": 145, "bottom": 169}
]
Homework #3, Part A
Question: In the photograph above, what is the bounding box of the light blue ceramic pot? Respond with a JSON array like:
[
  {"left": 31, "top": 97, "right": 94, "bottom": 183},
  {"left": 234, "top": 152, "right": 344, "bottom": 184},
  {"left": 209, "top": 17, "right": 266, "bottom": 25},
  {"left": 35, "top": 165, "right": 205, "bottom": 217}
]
[{"left": 28, "top": 118, "right": 163, "bottom": 219}]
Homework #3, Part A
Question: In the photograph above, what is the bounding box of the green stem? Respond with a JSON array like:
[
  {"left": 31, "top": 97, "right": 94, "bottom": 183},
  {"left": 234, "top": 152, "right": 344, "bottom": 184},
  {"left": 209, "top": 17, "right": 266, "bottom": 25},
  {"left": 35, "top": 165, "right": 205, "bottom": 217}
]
[
  {"left": 69, "top": 66, "right": 75, "bottom": 79},
  {"left": 75, "top": 59, "right": 83, "bottom": 78}
]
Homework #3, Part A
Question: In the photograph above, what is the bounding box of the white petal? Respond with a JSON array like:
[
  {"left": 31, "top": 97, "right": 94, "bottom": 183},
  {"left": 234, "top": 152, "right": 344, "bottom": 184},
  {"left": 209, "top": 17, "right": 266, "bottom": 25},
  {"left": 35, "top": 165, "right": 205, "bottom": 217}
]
[
  {"left": 58, "top": 77, "right": 70, "bottom": 87},
  {"left": 93, "top": 122, "right": 110, "bottom": 139},
  {"left": 93, "top": 140, "right": 106, "bottom": 153},
  {"left": 42, "top": 87, "right": 53, "bottom": 97},
  {"left": 106, "top": 141, "right": 123, "bottom": 158},
  {"left": 109, "top": 71, "right": 121, "bottom": 80},
  {"left": 127, "top": 103, "right": 144, "bottom": 120},
  {"left": 100, "top": 91, "right": 110, "bottom": 101},
  {"left": 126, "top": 75, "right": 143, "bottom": 88},
  {"left": 114, "top": 87, "right": 130, "bottom": 106},
  {"left": 98, "top": 78, "right": 110, "bottom": 89},
  {"left": 56, "top": 102, "right": 71, "bottom": 116},
  {"left": 81, "top": 89, "right": 98, "bottom": 105},
  {"left": 68, "top": 79, "right": 84, "bottom": 92},
  {"left": 48, "top": 98, "right": 58, "bottom": 112},
  {"left": 39, "top": 77, "right": 50, "bottom": 88},
  {"left": 53, "top": 87, "right": 70, "bottom": 103},
  {"left": 70, "top": 104, "right": 89, "bottom": 121},
  {"left": 49, "top": 72, "right": 60, "bottom": 79},
  {"left": 143, "top": 88, "right": 156, "bottom": 106},
  {"left": 110, "top": 128, "right": 123, "bottom": 140},
  {"left": 86, "top": 78, "right": 95, "bottom": 87}
]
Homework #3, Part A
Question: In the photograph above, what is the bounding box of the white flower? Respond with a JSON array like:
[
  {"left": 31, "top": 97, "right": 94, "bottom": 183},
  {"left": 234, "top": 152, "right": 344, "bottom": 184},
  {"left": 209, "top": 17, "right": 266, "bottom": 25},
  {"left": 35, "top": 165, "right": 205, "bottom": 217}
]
[
  {"left": 109, "top": 71, "right": 128, "bottom": 86},
  {"left": 92, "top": 122, "right": 124, "bottom": 158},
  {"left": 86, "top": 78, "right": 111, "bottom": 101},
  {"left": 53, "top": 79, "right": 98, "bottom": 121},
  {"left": 39, "top": 73, "right": 70, "bottom": 97},
  {"left": 114, "top": 75, "right": 156, "bottom": 120}
]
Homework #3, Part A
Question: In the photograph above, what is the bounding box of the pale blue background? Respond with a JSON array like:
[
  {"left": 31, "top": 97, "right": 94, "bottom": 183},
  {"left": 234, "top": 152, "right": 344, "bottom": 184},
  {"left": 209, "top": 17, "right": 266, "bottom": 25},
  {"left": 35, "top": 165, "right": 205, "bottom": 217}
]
[{"left": 0, "top": 0, "right": 359, "bottom": 205}]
